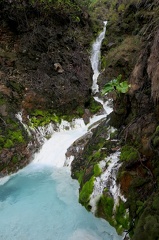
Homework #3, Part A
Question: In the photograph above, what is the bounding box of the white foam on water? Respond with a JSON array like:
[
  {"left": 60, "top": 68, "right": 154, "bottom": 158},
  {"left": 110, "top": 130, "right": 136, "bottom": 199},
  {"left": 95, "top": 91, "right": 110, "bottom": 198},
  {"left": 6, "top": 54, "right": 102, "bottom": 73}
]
[{"left": 0, "top": 176, "right": 10, "bottom": 186}]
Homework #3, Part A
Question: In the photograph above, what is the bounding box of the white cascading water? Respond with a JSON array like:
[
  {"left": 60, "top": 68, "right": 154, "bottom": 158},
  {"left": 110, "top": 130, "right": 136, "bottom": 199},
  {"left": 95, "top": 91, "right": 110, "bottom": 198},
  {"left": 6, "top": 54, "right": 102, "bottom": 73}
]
[
  {"left": 91, "top": 21, "right": 107, "bottom": 94},
  {"left": 0, "top": 22, "right": 123, "bottom": 240},
  {"left": 89, "top": 21, "right": 126, "bottom": 214}
]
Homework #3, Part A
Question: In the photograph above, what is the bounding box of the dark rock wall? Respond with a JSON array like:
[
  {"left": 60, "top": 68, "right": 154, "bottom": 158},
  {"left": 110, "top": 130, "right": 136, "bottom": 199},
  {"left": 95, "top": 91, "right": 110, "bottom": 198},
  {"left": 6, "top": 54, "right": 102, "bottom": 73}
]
[
  {"left": 0, "top": 1, "right": 94, "bottom": 174},
  {"left": 72, "top": 0, "right": 159, "bottom": 238}
]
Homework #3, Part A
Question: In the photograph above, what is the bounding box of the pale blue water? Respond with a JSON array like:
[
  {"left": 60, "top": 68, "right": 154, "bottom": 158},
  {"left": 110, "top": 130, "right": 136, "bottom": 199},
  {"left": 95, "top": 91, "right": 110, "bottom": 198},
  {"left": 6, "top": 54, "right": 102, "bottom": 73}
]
[{"left": 0, "top": 164, "right": 122, "bottom": 240}]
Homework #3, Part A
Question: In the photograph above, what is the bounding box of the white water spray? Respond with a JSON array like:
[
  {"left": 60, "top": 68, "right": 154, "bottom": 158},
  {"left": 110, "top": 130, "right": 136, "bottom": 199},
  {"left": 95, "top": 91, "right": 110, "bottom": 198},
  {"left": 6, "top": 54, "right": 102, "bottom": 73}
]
[
  {"left": 32, "top": 114, "right": 110, "bottom": 168},
  {"left": 90, "top": 21, "right": 107, "bottom": 94},
  {"left": 90, "top": 152, "right": 126, "bottom": 213}
]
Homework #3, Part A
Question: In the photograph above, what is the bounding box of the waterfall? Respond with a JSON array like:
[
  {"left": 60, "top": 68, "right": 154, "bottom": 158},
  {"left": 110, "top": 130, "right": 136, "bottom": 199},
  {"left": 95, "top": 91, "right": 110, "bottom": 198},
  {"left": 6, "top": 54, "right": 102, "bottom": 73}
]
[
  {"left": 89, "top": 21, "right": 127, "bottom": 221},
  {"left": 91, "top": 21, "right": 107, "bottom": 94},
  {"left": 0, "top": 22, "right": 124, "bottom": 240}
]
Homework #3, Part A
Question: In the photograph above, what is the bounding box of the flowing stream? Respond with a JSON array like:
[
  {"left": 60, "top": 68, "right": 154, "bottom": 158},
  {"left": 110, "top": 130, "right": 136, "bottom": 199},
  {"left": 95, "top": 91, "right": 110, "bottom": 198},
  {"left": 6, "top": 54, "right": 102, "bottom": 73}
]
[{"left": 0, "top": 23, "right": 123, "bottom": 240}]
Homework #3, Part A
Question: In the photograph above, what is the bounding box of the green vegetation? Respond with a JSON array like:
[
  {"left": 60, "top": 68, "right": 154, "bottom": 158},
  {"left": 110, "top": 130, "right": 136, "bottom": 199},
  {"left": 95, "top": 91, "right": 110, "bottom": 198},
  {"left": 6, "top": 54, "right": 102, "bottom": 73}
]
[
  {"left": 89, "top": 97, "right": 103, "bottom": 114},
  {"left": 76, "top": 106, "right": 85, "bottom": 116},
  {"left": 99, "top": 194, "right": 114, "bottom": 221},
  {"left": 115, "top": 200, "right": 130, "bottom": 234},
  {"left": 29, "top": 109, "right": 61, "bottom": 128},
  {"left": 0, "top": 117, "right": 26, "bottom": 150},
  {"left": 120, "top": 145, "right": 139, "bottom": 162},
  {"left": 132, "top": 193, "right": 159, "bottom": 240},
  {"left": 75, "top": 171, "right": 85, "bottom": 185},
  {"left": 1, "top": 0, "right": 90, "bottom": 28},
  {"left": 94, "top": 163, "right": 102, "bottom": 177},
  {"left": 4, "top": 139, "right": 14, "bottom": 148},
  {"left": 101, "top": 74, "right": 130, "bottom": 96},
  {"left": 79, "top": 176, "right": 95, "bottom": 208},
  {"left": 87, "top": 148, "right": 107, "bottom": 167},
  {"left": 8, "top": 130, "right": 25, "bottom": 143},
  {"left": 98, "top": 195, "right": 129, "bottom": 235},
  {"left": 12, "top": 155, "right": 19, "bottom": 164},
  {"left": 0, "top": 94, "right": 6, "bottom": 105}
]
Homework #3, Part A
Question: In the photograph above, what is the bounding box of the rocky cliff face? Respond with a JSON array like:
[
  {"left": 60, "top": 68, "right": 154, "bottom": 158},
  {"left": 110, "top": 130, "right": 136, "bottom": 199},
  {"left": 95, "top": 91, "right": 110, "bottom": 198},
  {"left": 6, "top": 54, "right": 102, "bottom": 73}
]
[
  {"left": 71, "top": 0, "right": 159, "bottom": 239},
  {"left": 1, "top": 0, "right": 159, "bottom": 238},
  {"left": 0, "top": 0, "right": 94, "bottom": 175}
]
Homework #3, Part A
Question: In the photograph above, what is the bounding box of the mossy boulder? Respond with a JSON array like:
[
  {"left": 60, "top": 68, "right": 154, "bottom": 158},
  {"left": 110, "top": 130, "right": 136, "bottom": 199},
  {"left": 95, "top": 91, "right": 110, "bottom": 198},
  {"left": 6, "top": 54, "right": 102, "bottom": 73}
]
[{"left": 97, "top": 194, "right": 129, "bottom": 235}]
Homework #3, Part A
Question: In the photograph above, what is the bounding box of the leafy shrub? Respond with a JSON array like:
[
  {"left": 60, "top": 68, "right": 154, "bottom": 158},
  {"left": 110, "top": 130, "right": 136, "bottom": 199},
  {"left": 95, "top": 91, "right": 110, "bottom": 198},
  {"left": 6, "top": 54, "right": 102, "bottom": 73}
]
[{"left": 101, "top": 74, "right": 131, "bottom": 95}]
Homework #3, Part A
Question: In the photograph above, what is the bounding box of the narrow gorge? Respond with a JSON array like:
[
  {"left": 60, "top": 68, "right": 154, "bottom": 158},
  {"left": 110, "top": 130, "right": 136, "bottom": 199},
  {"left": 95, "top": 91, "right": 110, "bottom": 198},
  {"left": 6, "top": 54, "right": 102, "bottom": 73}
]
[
  {"left": 0, "top": 1, "right": 159, "bottom": 240},
  {"left": 0, "top": 20, "right": 123, "bottom": 240}
]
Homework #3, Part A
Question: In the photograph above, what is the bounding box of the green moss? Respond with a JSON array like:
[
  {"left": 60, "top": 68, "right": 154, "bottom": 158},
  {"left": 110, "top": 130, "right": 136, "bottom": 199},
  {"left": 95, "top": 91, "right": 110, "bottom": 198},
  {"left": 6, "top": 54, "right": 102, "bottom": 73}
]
[
  {"left": 76, "top": 106, "right": 85, "bottom": 116},
  {"left": 101, "top": 56, "right": 107, "bottom": 69},
  {"left": 152, "top": 196, "right": 159, "bottom": 211},
  {"left": 109, "top": 12, "right": 118, "bottom": 22},
  {"left": 118, "top": 3, "right": 125, "bottom": 12},
  {"left": 30, "top": 110, "right": 61, "bottom": 128},
  {"left": 120, "top": 145, "right": 139, "bottom": 162},
  {"left": 89, "top": 97, "right": 102, "bottom": 114},
  {"left": 136, "top": 201, "right": 144, "bottom": 215},
  {"left": 87, "top": 149, "right": 107, "bottom": 165},
  {"left": 0, "top": 116, "right": 27, "bottom": 150},
  {"left": 155, "top": 126, "right": 159, "bottom": 133},
  {"left": 74, "top": 171, "right": 85, "bottom": 184},
  {"left": 61, "top": 114, "right": 75, "bottom": 122},
  {"left": 4, "top": 139, "right": 14, "bottom": 148},
  {"left": 79, "top": 176, "right": 94, "bottom": 208},
  {"left": 0, "top": 135, "right": 5, "bottom": 148},
  {"left": 32, "top": 109, "right": 45, "bottom": 117},
  {"left": 98, "top": 195, "right": 129, "bottom": 235},
  {"left": 93, "top": 150, "right": 101, "bottom": 159},
  {"left": 94, "top": 164, "right": 102, "bottom": 177},
  {"left": 8, "top": 130, "right": 25, "bottom": 143},
  {"left": 115, "top": 200, "right": 130, "bottom": 233},
  {"left": 12, "top": 155, "right": 19, "bottom": 164},
  {"left": 109, "top": 130, "right": 118, "bottom": 140},
  {"left": 133, "top": 214, "right": 159, "bottom": 240},
  {"left": 99, "top": 194, "right": 114, "bottom": 220},
  {"left": 0, "top": 95, "right": 5, "bottom": 105}
]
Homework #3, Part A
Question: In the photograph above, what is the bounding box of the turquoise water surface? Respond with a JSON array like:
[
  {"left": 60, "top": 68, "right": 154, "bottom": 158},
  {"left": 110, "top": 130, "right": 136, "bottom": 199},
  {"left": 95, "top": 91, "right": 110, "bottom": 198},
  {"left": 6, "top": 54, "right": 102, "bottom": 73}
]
[{"left": 0, "top": 164, "right": 122, "bottom": 240}]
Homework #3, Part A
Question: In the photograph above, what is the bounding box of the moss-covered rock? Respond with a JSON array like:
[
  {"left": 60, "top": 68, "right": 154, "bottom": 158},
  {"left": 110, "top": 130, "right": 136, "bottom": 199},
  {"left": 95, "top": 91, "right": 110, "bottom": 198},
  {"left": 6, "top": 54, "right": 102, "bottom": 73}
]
[
  {"left": 120, "top": 145, "right": 139, "bottom": 163},
  {"left": 93, "top": 163, "right": 102, "bottom": 177},
  {"left": 97, "top": 194, "right": 129, "bottom": 235},
  {"left": 79, "top": 176, "right": 95, "bottom": 209},
  {"left": 132, "top": 193, "right": 159, "bottom": 240}
]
